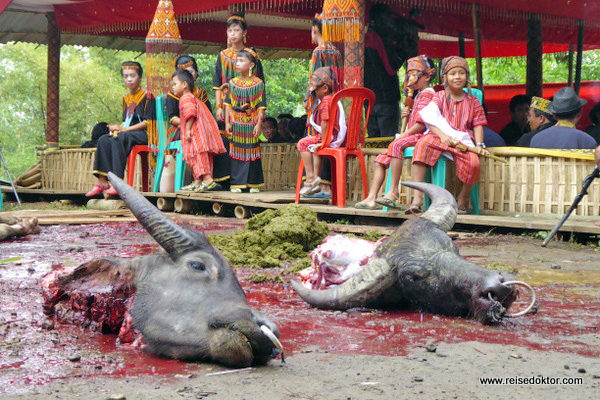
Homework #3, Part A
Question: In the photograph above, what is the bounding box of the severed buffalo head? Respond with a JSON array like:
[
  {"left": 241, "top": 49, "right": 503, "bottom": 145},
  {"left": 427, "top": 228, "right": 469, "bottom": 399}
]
[
  {"left": 108, "top": 173, "right": 281, "bottom": 367},
  {"left": 43, "top": 173, "right": 280, "bottom": 368},
  {"left": 292, "top": 183, "right": 517, "bottom": 324}
]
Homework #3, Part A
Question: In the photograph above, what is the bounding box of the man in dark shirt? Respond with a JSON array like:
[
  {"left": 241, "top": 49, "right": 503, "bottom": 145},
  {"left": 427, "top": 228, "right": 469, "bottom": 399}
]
[
  {"left": 516, "top": 96, "right": 556, "bottom": 147},
  {"left": 499, "top": 94, "right": 531, "bottom": 146},
  {"left": 530, "top": 87, "right": 596, "bottom": 149},
  {"left": 584, "top": 103, "right": 600, "bottom": 145}
]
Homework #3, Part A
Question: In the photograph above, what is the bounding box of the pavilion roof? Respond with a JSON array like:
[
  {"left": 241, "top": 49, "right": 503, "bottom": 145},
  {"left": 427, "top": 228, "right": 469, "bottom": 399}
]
[{"left": 1, "top": 0, "right": 599, "bottom": 58}]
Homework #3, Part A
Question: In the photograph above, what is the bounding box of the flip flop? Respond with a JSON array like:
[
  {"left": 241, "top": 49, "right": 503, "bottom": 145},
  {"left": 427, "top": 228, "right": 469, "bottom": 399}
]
[
  {"left": 196, "top": 182, "right": 222, "bottom": 192},
  {"left": 304, "top": 191, "right": 331, "bottom": 199},
  {"left": 457, "top": 205, "right": 469, "bottom": 214},
  {"left": 374, "top": 196, "right": 404, "bottom": 210},
  {"left": 181, "top": 183, "right": 198, "bottom": 191},
  {"left": 354, "top": 201, "right": 381, "bottom": 210},
  {"left": 404, "top": 204, "right": 423, "bottom": 215}
]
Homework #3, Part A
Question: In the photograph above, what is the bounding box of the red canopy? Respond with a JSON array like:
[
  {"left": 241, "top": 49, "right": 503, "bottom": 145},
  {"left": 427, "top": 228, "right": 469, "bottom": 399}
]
[{"left": 2, "top": 0, "right": 600, "bottom": 57}]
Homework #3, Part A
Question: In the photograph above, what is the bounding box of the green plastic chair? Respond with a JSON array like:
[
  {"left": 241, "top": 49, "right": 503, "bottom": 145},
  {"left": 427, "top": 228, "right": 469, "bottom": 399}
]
[
  {"left": 0, "top": 189, "right": 3, "bottom": 210},
  {"left": 152, "top": 94, "right": 185, "bottom": 192}
]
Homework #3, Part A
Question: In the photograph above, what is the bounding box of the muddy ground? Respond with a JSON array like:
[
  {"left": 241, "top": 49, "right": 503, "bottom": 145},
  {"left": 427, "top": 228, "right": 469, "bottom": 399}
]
[{"left": 0, "top": 216, "right": 598, "bottom": 399}]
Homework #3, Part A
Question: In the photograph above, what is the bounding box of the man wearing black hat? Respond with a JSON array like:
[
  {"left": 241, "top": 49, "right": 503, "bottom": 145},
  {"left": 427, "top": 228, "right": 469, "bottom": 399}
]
[{"left": 530, "top": 87, "right": 597, "bottom": 150}]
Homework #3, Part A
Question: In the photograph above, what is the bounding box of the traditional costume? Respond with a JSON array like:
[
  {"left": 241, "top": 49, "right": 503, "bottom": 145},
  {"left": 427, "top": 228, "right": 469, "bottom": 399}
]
[
  {"left": 412, "top": 57, "right": 487, "bottom": 186},
  {"left": 213, "top": 43, "right": 265, "bottom": 102},
  {"left": 179, "top": 93, "right": 226, "bottom": 180},
  {"left": 224, "top": 74, "right": 267, "bottom": 189},
  {"left": 93, "top": 85, "right": 150, "bottom": 179},
  {"left": 374, "top": 55, "right": 436, "bottom": 168}
]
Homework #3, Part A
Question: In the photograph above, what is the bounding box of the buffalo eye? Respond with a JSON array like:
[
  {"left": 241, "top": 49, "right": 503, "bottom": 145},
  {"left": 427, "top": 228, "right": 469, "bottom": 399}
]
[{"left": 189, "top": 261, "right": 207, "bottom": 271}]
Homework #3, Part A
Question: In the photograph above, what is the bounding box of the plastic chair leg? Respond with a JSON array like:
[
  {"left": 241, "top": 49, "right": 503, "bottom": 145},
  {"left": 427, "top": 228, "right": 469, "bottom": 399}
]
[
  {"left": 295, "top": 159, "right": 305, "bottom": 204},
  {"left": 382, "top": 165, "right": 393, "bottom": 212},
  {"left": 334, "top": 157, "right": 347, "bottom": 208},
  {"left": 471, "top": 182, "right": 480, "bottom": 215},
  {"left": 174, "top": 150, "right": 185, "bottom": 191},
  {"left": 126, "top": 151, "right": 137, "bottom": 188},
  {"left": 153, "top": 152, "right": 165, "bottom": 192},
  {"left": 140, "top": 154, "right": 149, "bottom": 192},
  {"left": 0, "top": 190, "right": 3, "bottom": 210}
]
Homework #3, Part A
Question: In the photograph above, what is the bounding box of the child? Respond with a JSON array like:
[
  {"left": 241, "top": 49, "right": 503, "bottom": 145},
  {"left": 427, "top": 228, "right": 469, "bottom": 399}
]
[
  {"left": 224, "top": 48, "right": 266, "bottom": 193},
  {"left": 213, "top": 12, "right": 264, "bottom": 123},
  {"left": 171, "top": 69, "right": 226, "bottom": 192},
  {"left": 297, "top": 66, "right": 345, "bottom": 199},
  {"left": 407, "top": 56, "right": 489, "bottom": 214},
  {"left": 354, "top": 55, "right": 436, "bottom": 209},
  {"left": 86, "top": 61, "right": 149, "bottom": 197}
]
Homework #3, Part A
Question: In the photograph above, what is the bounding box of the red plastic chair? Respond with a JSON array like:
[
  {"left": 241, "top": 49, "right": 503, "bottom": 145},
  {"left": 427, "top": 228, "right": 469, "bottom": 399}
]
[
  {"left": 126, "top": 145, "right": 153, "bottom": 192},
  {"left": 295, "top": 87, "right": 375, "bottom": 208}
]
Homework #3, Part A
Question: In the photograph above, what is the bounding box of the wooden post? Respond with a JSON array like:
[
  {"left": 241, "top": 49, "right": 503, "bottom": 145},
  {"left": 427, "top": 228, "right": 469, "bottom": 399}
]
[
  {"left": 46, "top": 12, "right": 60, "bottom": 147},
  {"left": 526, "top": 13, "right": 543, "bottom": 97},
  {"left": 567, "top": 44, "right": 574, "bottom": 87},
  {"left": 574, "top": 20, "right": 584, "bottom": 94},
  {"left": 471, "top": 4, "right": 484, "bottom": 96},
  {"left": 458, "top": 32, "right": 466, "bottom": 58}
]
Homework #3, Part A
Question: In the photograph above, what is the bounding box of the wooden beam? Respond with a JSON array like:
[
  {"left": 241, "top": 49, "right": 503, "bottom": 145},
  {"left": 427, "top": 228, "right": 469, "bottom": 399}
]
[
  {"left": 526, "top": 14, "right": 543, "bottom": 97},
  {"left": 45, "top": 12, "right": 60, "bottom": 147},
  {"left": 574, "top": 20, "right": 584, "bottom": 94},
  {"left": 471, "top": 4, "right": 484, "bottom": 95},
  {"left": 458, "top": 32, "right": 465, "bottom": 58}
]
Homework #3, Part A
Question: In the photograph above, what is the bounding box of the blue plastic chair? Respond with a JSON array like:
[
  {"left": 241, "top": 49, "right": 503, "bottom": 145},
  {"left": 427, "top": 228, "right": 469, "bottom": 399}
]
[
  {"left": 382, "top": 147, "right": 480, "bottom": 214},
  {"left": 152, "top": 94, "right": 186, "bottom": 192}
]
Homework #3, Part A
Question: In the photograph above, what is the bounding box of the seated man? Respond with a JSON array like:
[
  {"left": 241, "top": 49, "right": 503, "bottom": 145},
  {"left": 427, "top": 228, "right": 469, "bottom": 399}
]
[
  {"left": 585, "top": 103, "right": 600, "bottom": 145},
  {"left": 500, "top": 94, "right": 531, "bottom": 146},
  {"left": 530, "top": 87, "right": 597, "bottom": 150},
  {"left": 516, "top": 96, "right": 556, "bottom": 147}
]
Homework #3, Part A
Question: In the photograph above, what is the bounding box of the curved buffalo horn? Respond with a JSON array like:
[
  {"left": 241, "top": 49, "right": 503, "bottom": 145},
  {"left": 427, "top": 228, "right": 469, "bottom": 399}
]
[
  {"left": 291, "top": 258, "right": 396, "bottom": 310},
  {"left": 401, "top": 182, "right": 457, "bottom": 232},
  {"left": 108, "top": 172, "right": 199, "bottom": 258}
]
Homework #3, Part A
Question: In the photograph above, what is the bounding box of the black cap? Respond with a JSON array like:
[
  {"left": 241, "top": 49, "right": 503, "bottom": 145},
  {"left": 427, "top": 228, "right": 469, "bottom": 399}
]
[{"left": 547, "top": 87, "right": 587, "bottom": 114}]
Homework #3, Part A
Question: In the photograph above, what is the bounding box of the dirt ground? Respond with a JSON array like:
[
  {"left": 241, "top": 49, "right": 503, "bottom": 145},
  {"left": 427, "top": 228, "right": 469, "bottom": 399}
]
[{"left": 0, "top": 215, "right": 598, "bottom": 400}]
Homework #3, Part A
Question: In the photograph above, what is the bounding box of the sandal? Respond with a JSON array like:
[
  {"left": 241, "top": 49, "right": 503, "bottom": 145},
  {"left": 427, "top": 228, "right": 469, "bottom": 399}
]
[
  {"left": 404, "top": 204, "right": 423, "bottom": 215},
  {"left": 249, "top": 188, "right": 260, "bottom": 193},
  {"left": 230, "top": 188, "right": 242, "bottom": 193},
  {"left": 181, "top": 183, "right": 198, "bottom": 191},
  {"left": 105, "top": 186, "right": 118, "bottom": 196},
  {"left": 354, "top": 201, "right": 381, "bottom": 210},
  {"left": 375, "top": 196, "right": 404, "bottom": 210},
  {"left": 457, "top": 205, "right": 468, "bottom": 214},
  {"left": 304, "top": 191, "right": 331, "bottom": 199},
  {"left": 85, "top": 183, "right": 110, "bottom": 197},
  {"left": 195, "top": 182, "right": 222, "bottom": 192}
]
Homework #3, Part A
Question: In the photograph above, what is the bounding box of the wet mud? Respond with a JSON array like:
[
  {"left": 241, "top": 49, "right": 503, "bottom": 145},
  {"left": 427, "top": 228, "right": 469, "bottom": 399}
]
[{"left": 0, "top": 222, "right": 598, "bottom": 398}]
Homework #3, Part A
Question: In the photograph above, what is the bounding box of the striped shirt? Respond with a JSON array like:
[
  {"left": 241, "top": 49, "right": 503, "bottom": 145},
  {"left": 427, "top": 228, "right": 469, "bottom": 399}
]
[
  {"left": 417, "top": 90, "right": 487, "bottom": 141},
  {"left": 407, "top": 88, "right": 435, "bottom": 130}
]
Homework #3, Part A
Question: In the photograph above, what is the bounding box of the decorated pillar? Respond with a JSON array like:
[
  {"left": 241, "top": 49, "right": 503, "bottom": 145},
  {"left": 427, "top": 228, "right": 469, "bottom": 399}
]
[
  {"left": 322, "top": 0, "right": 364, "bottom": 88},
  {"left": 471, "top": 3, "right": 483, "bottom": 92},
  {"left": 145, "top": 0, "right": 182, "bottom": 151},
  {"left": 526, "top": 14, "right": 543, "bottom": 97},
  {"left": 46, "top": 12, "right": 60, "bottom": 147},
  {"left": 574, "top": 20, "right": 584, "bottom": 94}
]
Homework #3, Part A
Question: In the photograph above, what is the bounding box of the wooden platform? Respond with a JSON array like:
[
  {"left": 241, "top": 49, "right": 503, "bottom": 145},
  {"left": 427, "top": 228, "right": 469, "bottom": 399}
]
[{"left": 3, "top": 186, "right": 600, "bottom": 235}]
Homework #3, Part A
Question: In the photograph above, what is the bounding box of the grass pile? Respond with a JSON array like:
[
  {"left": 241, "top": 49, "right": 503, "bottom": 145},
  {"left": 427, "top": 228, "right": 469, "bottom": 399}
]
[{"left": 209, "top": 204, "right": 328, "bottom": 268}]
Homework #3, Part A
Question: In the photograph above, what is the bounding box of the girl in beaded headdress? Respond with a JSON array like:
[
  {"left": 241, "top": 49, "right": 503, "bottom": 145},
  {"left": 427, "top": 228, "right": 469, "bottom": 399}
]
[
  {"left": 213, "top": 12, "right": 265, "bottom": 123},
  {"left": 224, "top": 49, "right": 266, "bottom": 193},
  {"left": 86, "top": 61, "right": 150, "bottom": 197}
]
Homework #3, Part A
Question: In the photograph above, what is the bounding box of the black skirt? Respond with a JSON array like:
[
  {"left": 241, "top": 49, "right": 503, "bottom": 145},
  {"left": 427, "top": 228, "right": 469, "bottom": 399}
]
[{"left": 93, "top": 130, "right": 148, "bottom": 178}]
